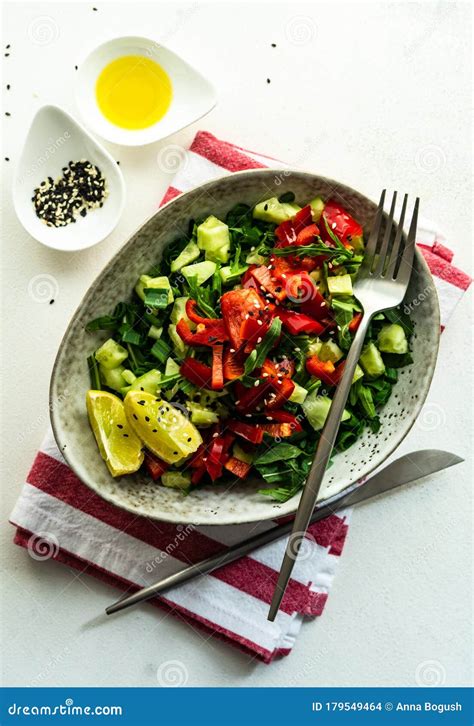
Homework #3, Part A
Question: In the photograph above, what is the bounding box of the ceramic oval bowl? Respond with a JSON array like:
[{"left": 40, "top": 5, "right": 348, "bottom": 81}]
[{"left": 50, "top": 170, "right": 440, "bottom": 525}]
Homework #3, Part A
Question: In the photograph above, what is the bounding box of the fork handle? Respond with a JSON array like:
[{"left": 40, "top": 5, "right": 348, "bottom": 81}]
[{"left": 268, "top": 314, "right": 372, "bottom": 621}]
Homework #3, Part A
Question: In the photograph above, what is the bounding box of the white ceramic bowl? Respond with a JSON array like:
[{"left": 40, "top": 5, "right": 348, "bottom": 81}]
[
  {"left": 13, "top": 105, "right": 125, "bottom": 252},
  {"left": 50, "top": 170, "right": 440, "bottom": 525},
  {"left": 75, "top": 36, "right": 217, "bottom": 146}
]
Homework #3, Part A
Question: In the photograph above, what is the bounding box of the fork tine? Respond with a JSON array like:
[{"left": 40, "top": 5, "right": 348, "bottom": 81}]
[
  {"left": 363, "top": 189, "right": 386, "bottom": 265},
  {"left": 373, "top": 191, "right": 397, "bottom": 276},
  {"left": 394, "top": 197, "right": 419, "bottom": 283},
  {"left": 385, "top": 194, "right": 408, "bottom": 279}
]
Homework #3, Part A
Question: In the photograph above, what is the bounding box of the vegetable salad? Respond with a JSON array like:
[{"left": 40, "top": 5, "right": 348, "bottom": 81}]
[{"left": 86, "top": 193, "right": 413, "bottom": 502}]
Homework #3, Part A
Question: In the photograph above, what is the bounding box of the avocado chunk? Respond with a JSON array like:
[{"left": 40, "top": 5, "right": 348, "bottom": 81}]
[
  {"left": 95, "top": 338, "right": 128, "bottom": 370},
  {"left": 170, "top": 240, "right": 200, "bottom": 272},
  {"left": 328, "top": 274, "right": 353, "bottom": 296},
  {"left": 377, "top": 323, "right": 408, "bottom": 354},
  {"left": 308, "top": 196, "right": 325, "bottom": 222},
  {"left": 181, "top": 260, "right": 216, "bottom": 286},
  {"left": 302, "top": 393, "right": 350, "bottom": 431},
  {"left": 135, "top": 275, "right": 173, "bottom": 305},
  {"left": 253, "top": 197, "right": 300, "bottom": 224},
  {"left": 359, "top": 342, "right": 386, "bottom": 379},
  {"left": 197, "top": 215, "right": 231, "bottom": 263},
  {"left": 352, "top": 364, "right": 364, "bottom": 384}
]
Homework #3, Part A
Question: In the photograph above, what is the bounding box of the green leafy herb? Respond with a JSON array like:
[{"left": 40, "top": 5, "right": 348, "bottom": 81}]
[
  {"left": 255, "top": 443, "right": 304, "bottom": 465},
  {"left": 87, "top": 355, "right": 101, "bottom": 389},
  {"left": 243, "top": 317, "right": 282, "bottom": 375}
]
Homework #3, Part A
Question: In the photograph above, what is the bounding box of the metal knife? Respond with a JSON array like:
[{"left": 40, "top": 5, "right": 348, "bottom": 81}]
[{"left": 106, "top": 450, "right": 463, "bottom": 616}]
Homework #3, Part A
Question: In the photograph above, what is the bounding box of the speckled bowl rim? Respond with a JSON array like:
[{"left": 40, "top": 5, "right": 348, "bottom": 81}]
[{"left": 50, "top": 169, "right": 440, "bottom": 524}]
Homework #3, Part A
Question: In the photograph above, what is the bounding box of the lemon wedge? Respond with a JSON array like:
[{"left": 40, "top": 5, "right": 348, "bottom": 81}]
[
  {"left": 86, "top": 390, "right": 144, "bottom": 477},
  {"left": 124, "top": 391, "right": 202, "bottom": 464}
]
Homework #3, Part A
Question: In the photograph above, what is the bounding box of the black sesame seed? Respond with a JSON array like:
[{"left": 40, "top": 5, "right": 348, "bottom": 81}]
[
  {"left": 145, "top": 416, "right": 150, "bottom": 422},
  {"left": 5, "top": 158, "right": 9, "bottom": 162},
  {"left": 133, "top": 414, "right": 138, "bottom": 420},
  {"left": 6, "top": 84, "right": 10, "bottom": 90},
  {"left": 49, "top": 298, "right": 55, "bottom": 304},
  {"left": 117, "top": 424, "right": 123, "bottom": 429},
  {"left": 271, "top": 43, "right": 276, "bottom": 47},
  {"left": 266, "top": 78, "right": 271, "bottom": 84},
  {"left": 6, "top": 45, "right": 10, "bottom": 49},
  {"left": 116, "top": 160, "right": 120, "bottom": 165},
  {"left": 5, "top": 112, "right": 11, "bottom": 116},
  {"left": 123, "top": 434, "right": 129, "bottom": 437},
  {"left": 152, "top": 429, "right": 157, "bottom": 433},
  {"left": 173, "top": 452, "right": 178, "bottom": 455},
  {"left": 5, "top": 54, "right": 9, "bottom": 57},
  {"left": 74, "top": 65, "right": 78, "bottom": 70},
  {"left": 187, "top": 437, "right": 192, "bottom": 442}
]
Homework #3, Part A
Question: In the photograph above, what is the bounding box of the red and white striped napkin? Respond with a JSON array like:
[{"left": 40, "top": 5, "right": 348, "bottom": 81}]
[{"left": 10, "top": 132, "right": 471, "bottom": 663}]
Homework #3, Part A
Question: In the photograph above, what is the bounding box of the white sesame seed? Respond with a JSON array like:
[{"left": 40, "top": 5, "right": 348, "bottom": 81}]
[
  {"left": 281, "top": 273, "right": 287, "bottom": 279},
  {"left": 332, "top": 222, "right": 337, "bottom": 229},
  {"left": 212, "top": 432, "right": 219, "bottom": 438},
  {"left": 294, "top": 347, "right": 301, "bottom": 352},
  {"left": 245, "top": 413, "right": 252, "bottom": 417},
  {"left": 257, "top": 337, "right": 262, "bottom": 344},
  {"left": 230, "top": 348, "right": 235, "bottom": 353},
  {"left": 266, "top": 416, "right": 273, "bottom": 421},
  {"left": 257, "top": 319, "right": 263, "bottom": 326},
  {"left": 254, "top": 380, "right": 260, "bottom": 387},
  {"left": 321, "top": 301, "right": 326, "bottom": 307}
]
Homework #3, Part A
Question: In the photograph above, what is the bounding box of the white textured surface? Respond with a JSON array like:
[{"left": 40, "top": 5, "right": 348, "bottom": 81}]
[{"left": 1, "top": 1, "right": 472, "bottom": 687}]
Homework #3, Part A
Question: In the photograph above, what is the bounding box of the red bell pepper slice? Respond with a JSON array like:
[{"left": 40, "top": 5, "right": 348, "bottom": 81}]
[
  {"left": 224, "top": 457, "right": 252, "bottom": 479},
  {"left": 185, "top": 299, "right": 221, "bottom": 326},
  {"left": 277, "top": 309, "right": 325, "bottom": 335},
  {"left": 306, "top": 354, "right": 345, "bottom": 386},
  {"left": 227, "top": 420, "right": 264, "bottom": 445},
  {"left": 191, "top": 464, "right": 207, "bottom": 485},
  {"left": 239, "top": 314, "right": 272, "bottom": 353},
  {"left": 176, "top": 318, "right": 228, "bottom": 346},
  {"left": 211, "top": 344, "right": 224, "bottom": 390},
  {"left": 250, "top": 266, "right": 287, "bottom": 301},
  {"left": 180, "top": 358, "right": 213, "bottom": 388},
  {"left": 234, "top": 380, "right": 273, "bottom": 413},
  {"left": 220, "top": 288, "right": 266, "bottom": 348},
  {"left": 241, "top": 265, "right": 258, "bottom": 288},
  {"left": 275, "top": 206, "right": 314, "bottom": 247},
  {"left": 265, "top": 376, "right": 295, "bottom": 410},
  {"left": 205, "top": 433, "right": 234, "bottom": 481},
  {"left": 320, "top": 200, "right": 362, "bottom": 248},
  {"left": 276, "top": 357, "right": 295, "bottom": 378},
  {"left": 348, "top": 312, "right": 363, "bottom": 333},
  {"left": 295, "top": 223, "right": 320, "bottom": 246},
  {"left": 260, "top": 422, "right": 294, "bottom": 438},
  {"left": 144, "top": 452, "right": 169, "bottom": 480},
  {"left": 263, "top": 410, "right": 303, "bottom": 431},
  {"left": 223, "top": 346, "right": 245, "bottom": 381}
]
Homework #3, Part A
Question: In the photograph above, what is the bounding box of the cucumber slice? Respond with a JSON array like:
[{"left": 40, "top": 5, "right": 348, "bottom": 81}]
[
  {"left": 161, "top": 471, "right": 191, "bottom": 489},
  {"left": 308, "top": 196, "right": 325, "bottom": 222},
  {"left": 95, "top": 338, "right": 128, "bottom": 370},
  {"left": 253, "top": 197, "right": 298, "bottom": 224},
  {"left": 359, "top": 342, "right": 386, "bottom": 379},
  {"left": 219, "top": 265, "right": 249, "bottom": 285},
  {"left": 128, "top": 369, "right": 162, "bottom": 395},
  {"left": 165, "top": 358, "right": 180, "bottom": 376},
  {"left": 377, "top": 323, "right": 408, "bottom": 354},
  {"left": 187, "top": 401, "right": 219, "bottom": 426},
  {"left": 170, "top": 240, "right": 200, "bottom": 272},
  {"left": 168, "top": 323, "right": 188, "bottom": 359},
  {"left": 306, "top": 337, "right": 323, "bottom": 357},
  {"left": 319, "top": 340, "right": 344, "bottom": 363},
  {"left": 328, "top": 274, "right": 353, "bottom": 296},
  {"left": 197, "top": 215, "right": 231, "bottom": 263},
  {"left": 122, "top": 369, "right": 137, "bottom": 385},
  {"left": 181, "top": 260, "right": 216, "bottom": 286},
  {"left": 170, "top": 296, "right": 191, "bottom": 325},
  {"left": 289, "top": 381, "right": 308, "bottom": 404},
  {"left": 147, "top": 325, "right": 163, "bottom": 340},
  {"left": 135, "top": 275, "right": 173, "bottom": 305},
  {"left": 352, "top": 364, "right": 364, "bottom": 384},
  {"left": 99, "top": 363, "right": 127, "bottom": 392},
  {"left": 302, "top": 393, "right": 350, "bottom": 431}
]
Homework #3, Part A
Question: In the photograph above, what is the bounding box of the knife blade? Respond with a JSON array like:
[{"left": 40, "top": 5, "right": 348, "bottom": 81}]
[{"left": 106, "top": 449, "right": 462, "bottom": 616}]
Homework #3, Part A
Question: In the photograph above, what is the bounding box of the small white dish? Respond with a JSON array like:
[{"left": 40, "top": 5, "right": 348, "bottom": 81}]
[
  {"left": 13, "top": 105, "right": 125, "bottom": 252},
  {"left": 75, "top": 35, "right": 217, "bottom": 147}
]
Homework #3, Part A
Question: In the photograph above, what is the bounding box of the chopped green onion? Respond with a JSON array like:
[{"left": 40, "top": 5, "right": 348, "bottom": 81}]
[
  {"left": 87, "top": 355, "right": 102, "bottom": 389},
  {"left": 143, "top": 288, "right": 170, "bottom": 309},
  {"left": 151, "top": 338, "right": 171, "bottom": 364}
]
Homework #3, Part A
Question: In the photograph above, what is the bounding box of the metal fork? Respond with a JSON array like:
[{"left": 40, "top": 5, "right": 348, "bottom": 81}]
[{"left": 268, "top": 190, "right": 419, "bottom": 621}]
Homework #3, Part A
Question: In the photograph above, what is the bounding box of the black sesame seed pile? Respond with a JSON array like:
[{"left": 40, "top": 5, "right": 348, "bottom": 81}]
[{"left": 32, "top": 159, "right": 108, "bottom": 227}]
